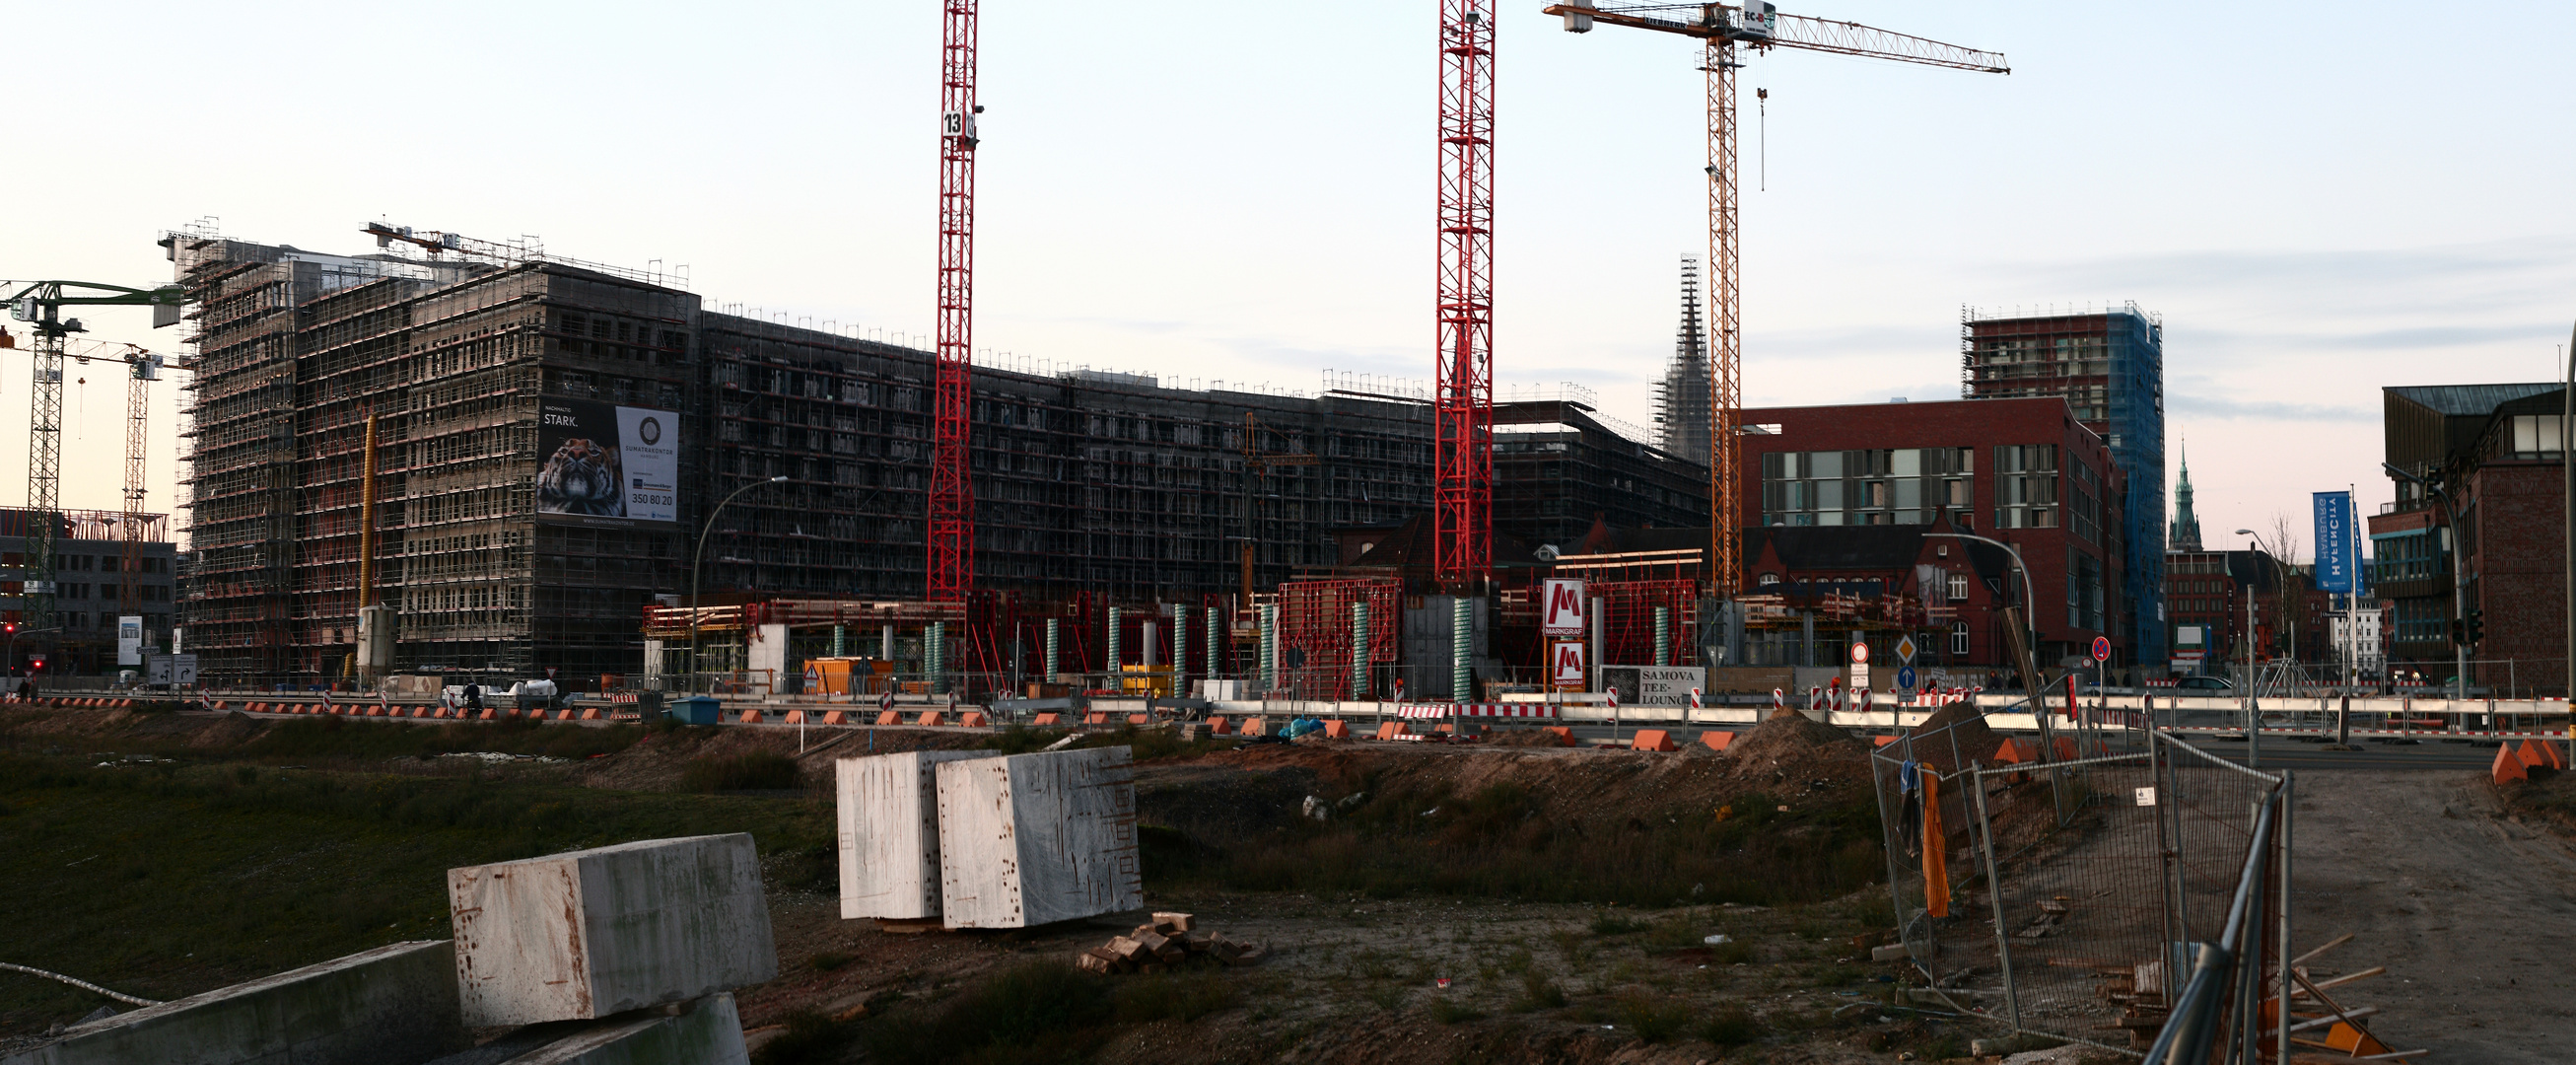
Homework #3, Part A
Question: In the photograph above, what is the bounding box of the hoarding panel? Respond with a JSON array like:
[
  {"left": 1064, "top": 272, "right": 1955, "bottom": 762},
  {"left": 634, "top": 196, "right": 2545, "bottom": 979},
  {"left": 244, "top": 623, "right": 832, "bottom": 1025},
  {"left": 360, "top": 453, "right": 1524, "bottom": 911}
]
[{"left": 537, "top": 398, "right": 680, "bottom": 526}]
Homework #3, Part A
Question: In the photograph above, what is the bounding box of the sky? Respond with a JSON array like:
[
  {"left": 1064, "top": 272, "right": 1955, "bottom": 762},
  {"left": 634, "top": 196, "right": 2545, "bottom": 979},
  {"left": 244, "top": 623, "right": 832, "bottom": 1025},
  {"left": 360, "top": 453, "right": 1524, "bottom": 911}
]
[{"left": 4, "top": 1, "right": 2571, "bottom": 564}]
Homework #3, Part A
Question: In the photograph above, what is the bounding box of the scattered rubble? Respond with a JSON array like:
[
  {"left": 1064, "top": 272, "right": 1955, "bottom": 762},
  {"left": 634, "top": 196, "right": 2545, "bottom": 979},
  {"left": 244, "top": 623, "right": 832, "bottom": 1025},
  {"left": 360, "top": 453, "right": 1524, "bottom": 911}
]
[{"left": 1075, "top": 912, "right": 1265, "bottom": 974}]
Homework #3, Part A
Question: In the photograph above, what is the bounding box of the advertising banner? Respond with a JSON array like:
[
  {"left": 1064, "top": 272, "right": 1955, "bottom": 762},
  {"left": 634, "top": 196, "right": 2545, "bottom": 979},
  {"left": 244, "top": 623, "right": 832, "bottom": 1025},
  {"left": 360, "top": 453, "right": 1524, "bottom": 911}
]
[
  {"left": 536, "top": 398, "right": 680, "bottom": 525},
  {"left": 1540, "top": 579, "right": 1587, "bottom": 636},
  {"left": 1596, "top": 666, "right": 1706, "bottom": 707},
  {"left": 117, "top": 614, "right": 143, "bottom": 667},
  {"left": 2312, "top": 490, "right": 2355, "bottom": 593}
]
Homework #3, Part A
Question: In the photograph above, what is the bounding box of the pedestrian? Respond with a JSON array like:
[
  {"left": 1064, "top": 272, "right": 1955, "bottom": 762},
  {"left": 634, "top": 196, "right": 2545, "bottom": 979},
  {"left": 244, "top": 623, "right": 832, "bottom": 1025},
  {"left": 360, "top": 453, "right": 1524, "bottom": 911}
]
[
  {"left": 19, "top": 674, "right": 35, "bottom": 704},
  {"left": 464, "top": 680, "right": 484, "bottom": 714}
]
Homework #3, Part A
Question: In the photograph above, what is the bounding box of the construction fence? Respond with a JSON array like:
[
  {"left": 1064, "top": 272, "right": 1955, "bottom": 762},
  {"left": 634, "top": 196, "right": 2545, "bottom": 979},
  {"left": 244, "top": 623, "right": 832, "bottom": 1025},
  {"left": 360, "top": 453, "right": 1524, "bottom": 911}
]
[{"left": 1874, "top": 713, "right": 2292, "bottom": 1058}]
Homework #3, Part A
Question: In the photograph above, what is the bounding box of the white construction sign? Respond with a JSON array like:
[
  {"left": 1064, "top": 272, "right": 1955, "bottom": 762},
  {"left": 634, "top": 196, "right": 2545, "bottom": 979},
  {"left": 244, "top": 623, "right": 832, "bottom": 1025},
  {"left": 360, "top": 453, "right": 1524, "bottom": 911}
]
[
  {"left": 836, "top": 750, "right": 996, "bottom": 920},
  {"left": 936, "top": 746, "right": 1143, "bottom": 929},
  {"left": 1540, "top": 579, "right": 1587, "bottom": 636},
  {"left": 1596, "top": 666, "right": 1706, "bottom": 707}
]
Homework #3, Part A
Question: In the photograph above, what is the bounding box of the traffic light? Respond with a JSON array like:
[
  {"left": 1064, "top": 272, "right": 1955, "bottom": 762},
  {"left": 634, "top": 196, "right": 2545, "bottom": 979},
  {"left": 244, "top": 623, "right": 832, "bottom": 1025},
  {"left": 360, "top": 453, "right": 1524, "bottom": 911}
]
[
  {"left": 3, "top": 622, "right": 14, "bottom": 636},
  {"left": 2466, "top": 609, "right": 2486, "bottom": 646},
  {"left": 27, "top": 656, "right": 44, "bottom": 674},
  {"left": 2451, "top": 618, "right": 2467, "bottom": 646}
]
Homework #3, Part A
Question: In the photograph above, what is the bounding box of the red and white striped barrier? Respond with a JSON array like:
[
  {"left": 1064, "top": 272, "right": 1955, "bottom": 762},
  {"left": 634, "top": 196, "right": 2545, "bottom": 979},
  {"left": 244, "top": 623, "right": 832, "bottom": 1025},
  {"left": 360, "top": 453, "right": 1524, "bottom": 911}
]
[{"left": 1395, "top": 703, "right": 1562, "bottom": 719}]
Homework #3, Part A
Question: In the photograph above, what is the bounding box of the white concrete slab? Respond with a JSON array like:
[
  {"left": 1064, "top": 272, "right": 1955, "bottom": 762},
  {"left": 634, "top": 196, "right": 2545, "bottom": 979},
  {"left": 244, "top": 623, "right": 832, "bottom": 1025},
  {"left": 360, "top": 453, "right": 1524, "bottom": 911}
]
[
  {"left": 835, "top": 749, "right": 996, "bottom": 920},
  {"left": 449, "top": 835, "right": 778, "bottom": 1028},
  {"left": 1, "top": 940, "right": 467, "bottom": 1065},
  {"left": 936, "top": 746, "right": 1143, "bottom": 929}
]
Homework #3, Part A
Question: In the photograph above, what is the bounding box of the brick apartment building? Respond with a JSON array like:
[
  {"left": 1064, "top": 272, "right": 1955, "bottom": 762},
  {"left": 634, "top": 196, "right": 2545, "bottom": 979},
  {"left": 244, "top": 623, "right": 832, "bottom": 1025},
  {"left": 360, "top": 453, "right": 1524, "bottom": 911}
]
[
  {"left": 2371, "top": 383, "right": 2567, "bottom": 694},
  {"left": 1533, "top": 395, "right": 2129, "bottom": 673}
]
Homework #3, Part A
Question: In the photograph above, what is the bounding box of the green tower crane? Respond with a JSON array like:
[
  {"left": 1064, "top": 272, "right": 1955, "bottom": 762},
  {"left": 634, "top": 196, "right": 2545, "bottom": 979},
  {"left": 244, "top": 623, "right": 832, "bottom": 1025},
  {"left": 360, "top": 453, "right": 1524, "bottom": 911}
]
[{"left": 2, "top": 280, "right": 184, "bottom": 647}]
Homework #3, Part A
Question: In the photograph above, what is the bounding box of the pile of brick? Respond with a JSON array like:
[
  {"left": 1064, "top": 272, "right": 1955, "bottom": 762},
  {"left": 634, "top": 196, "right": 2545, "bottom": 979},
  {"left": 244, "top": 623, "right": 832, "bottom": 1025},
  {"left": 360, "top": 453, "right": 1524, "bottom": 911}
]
[{"left": 1077, "top": 912, "right": 1265, "bottom": 974}]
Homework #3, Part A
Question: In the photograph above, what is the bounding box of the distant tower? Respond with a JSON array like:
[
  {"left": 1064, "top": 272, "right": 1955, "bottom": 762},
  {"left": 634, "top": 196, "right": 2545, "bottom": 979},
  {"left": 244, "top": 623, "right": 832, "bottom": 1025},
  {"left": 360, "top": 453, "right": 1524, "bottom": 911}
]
[
  {"left": 2168, "top": 439, "right": 2203, "bottom": 551},
  {"left": 1655, "top": 255, "right": 1712, "bottom": 464}
]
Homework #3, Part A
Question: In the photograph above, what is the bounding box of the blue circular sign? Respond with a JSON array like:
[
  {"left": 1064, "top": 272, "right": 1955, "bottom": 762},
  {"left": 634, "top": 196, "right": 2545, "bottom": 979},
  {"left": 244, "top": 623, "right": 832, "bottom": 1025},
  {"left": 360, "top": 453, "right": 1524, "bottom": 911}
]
[
  {"left": 1897, "top": 666, "right": 1917, "bottom": 690},
  {"left": 2091, "top": 635, "right": 2112, "bottom": 662}
]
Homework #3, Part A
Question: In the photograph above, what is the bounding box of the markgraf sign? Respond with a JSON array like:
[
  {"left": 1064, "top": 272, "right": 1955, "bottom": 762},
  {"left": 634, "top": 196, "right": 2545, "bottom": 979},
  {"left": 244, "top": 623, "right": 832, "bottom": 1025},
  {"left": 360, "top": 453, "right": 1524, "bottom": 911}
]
[
  {"left": 536, "top": 397, "right": 680, "bottom": 526},
  {"left": 1540, "top": 579, "right": 1587, "bottom": 636},
  {"left": 1549, "top": 639, "right": 1587, "bottom": 691}
]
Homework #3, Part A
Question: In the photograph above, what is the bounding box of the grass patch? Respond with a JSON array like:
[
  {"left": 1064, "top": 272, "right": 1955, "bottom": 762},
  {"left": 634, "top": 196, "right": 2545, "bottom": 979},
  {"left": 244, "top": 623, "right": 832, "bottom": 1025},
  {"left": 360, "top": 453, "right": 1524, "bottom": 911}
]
[
  {"left": 681, "top": 751, "right": 800, "bottom": 792},
  {"left": 240, "top": 714, "right": 648, "bottom": 763},
  {"left": 1151, "top": 779, "right": 1884, "bottom": 907},
  {"left": 1111, "top": 969, "right": 1240, "bottom": 1024},
  {"left": 1509, "top": 969, "right": 1567, "bottom": 1013},
  {"left": 751, "top": 1009, "right": 861, "bottom": 1065},
  {"left": 1429, "top": 997, "right": 1488, "bottom": 1025},
  {"left": 1589, "top": 911, "right": 1652, "bottom": 936},
  {"left": 0, "top": 751, "right": 827, "bottom": 1037},
  {"left": 863, "top": 960, "right": 1114, "bottom": 1065},
  {"left": 1700, "top": 1003, "right": 1763, "bottom": 1046},
  {"left": 1615, "top": 992, "right": 1695, "bottom": 1043}
]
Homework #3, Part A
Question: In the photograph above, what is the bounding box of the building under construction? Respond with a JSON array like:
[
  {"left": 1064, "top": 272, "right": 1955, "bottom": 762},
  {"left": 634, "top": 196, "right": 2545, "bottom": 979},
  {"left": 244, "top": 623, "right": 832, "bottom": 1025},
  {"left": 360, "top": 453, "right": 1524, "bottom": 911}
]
[{"left": 167, "top": 226, "right": 1705, "bottom": 685}]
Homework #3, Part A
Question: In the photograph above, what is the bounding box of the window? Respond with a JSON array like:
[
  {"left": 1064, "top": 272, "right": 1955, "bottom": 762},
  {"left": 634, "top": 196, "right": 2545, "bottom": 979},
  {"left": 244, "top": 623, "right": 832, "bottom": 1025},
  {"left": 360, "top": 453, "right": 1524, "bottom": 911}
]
[
  {"left": 2506, "top": 414, "right": 2566, "bottom": 458},
  {"left": 1951, "top": 621, "right": 1971, "bottom": 656},
  {"left": 1758, "top": 573, "right": 1781, "bottom": 587},
  {"left": 1947, "top": 573, "right": 1970, "bottom": 602}
]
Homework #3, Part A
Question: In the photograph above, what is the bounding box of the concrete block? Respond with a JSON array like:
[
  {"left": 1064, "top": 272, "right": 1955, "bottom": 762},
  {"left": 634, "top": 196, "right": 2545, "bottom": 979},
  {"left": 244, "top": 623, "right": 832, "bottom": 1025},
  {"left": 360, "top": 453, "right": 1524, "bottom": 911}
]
[
  {"left": 423, "top": 993, "right": 748, "bottom": 1065},
  {"left": 449, "top": 835, "right": 777, "bottom": 1028},
  {"left": 936, "top": 746, "right": 1144, "bottom": 928},
  {"left": 836, "top": 749, "right": 997, "bottom": 920},
  {"left": 1, "top": 940, "right": 467, "bottom": 1065}
]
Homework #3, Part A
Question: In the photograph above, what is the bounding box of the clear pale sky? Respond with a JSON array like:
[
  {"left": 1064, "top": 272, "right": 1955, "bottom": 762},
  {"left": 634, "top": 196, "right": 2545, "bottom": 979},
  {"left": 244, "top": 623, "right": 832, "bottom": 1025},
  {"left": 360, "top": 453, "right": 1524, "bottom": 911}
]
[{"left": 4, "top": 1, "right": 2570, "bottom": 563}]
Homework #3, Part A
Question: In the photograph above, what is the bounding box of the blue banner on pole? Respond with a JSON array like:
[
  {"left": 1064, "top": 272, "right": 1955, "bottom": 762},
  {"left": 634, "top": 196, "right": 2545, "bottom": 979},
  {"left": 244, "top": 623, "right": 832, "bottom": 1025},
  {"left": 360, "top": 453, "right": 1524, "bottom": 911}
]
[{"left": 2313, "top": 491, "right": 2355, "bottom": 593}]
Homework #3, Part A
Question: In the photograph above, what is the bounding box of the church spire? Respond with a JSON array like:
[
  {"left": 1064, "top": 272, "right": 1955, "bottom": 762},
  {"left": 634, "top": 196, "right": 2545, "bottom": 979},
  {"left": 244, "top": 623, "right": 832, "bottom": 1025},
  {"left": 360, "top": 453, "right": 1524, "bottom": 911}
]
[{"left": 2168, "top": 437, "right": 2202, "bottom": 551}]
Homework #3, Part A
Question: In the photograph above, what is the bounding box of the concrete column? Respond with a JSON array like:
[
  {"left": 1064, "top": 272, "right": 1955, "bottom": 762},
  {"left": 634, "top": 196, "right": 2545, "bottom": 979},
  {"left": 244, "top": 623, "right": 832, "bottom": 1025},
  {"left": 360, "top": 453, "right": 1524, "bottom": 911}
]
[{"left": 1589, "top": 597, "right": 1606, "bottom": 691}]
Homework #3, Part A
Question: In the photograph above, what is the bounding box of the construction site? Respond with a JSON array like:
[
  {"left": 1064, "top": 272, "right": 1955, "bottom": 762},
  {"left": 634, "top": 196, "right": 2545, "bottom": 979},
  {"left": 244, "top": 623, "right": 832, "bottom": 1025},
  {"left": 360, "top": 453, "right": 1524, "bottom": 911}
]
[{"left": 12, "top": 3, "right": 2559, "bottom": 1064}]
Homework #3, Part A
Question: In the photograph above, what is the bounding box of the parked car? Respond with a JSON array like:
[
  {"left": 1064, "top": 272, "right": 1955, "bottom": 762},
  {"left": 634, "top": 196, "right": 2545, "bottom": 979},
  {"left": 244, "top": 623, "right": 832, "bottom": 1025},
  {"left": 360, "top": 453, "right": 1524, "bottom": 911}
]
[{"left": 2172, "top": 675, "right": 2233, "bottom": 692}]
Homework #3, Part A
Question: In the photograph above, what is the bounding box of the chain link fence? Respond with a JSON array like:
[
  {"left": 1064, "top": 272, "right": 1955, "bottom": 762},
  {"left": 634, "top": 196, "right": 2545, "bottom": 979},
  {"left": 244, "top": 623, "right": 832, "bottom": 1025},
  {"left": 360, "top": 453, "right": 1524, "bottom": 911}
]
[{"left": 1874, "top": 711, "right": 2290, "bottom": 1058}]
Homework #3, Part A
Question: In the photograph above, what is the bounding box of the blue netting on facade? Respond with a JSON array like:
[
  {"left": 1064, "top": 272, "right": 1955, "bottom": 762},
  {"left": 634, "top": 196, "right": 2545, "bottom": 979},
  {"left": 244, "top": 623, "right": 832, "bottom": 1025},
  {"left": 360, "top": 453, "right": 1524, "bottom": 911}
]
[{"left": 2101, "top": 310, "right": 2166, "bottom": 668}]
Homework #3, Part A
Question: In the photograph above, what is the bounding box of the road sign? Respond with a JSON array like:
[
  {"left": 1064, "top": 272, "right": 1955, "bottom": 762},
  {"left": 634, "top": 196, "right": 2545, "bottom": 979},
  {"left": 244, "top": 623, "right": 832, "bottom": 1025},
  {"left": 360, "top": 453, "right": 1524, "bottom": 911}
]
[
  {"left": 2091, "top": 636, "right": 2112, "bottom": 663},
  {"left": 1894, "top": 635, "right": 1916, "bottom": 665},
  {"left": 1849, "top": 641, "right": 1870, "bottom": 666},
  {"left": 1849, "top": 663, "right": 1869, "bottom": 692},
  {"left": 1898, "top": 666, "right": 1916, "bottom": 690}
]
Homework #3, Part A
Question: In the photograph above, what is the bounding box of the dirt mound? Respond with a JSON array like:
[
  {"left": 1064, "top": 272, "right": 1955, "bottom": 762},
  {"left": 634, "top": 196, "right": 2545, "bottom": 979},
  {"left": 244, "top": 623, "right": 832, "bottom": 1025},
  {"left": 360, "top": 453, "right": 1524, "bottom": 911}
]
[
  {"left": 576, "top": 726, "right": 987, "bottom": 793},
  {"left": 1898, "top": 698, "right": 1998, "bottom": 774},
  {"left": 1723, "top": 708, "right": 1864, "bottom": 767}
]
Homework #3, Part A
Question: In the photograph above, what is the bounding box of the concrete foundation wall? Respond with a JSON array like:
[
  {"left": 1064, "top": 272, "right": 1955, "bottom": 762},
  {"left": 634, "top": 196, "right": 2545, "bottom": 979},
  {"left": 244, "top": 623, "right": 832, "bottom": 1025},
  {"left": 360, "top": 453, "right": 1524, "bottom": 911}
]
[
  {"left": 2, "top": 940, "right": 467, "bottom": 1065},
  {"left": 837, "top": 750, "right": 995, "bottom": 920},
  {"left": 450, "top": 835, "right": 778, "bottom": 1028},
  {"left": 936, "top": 746, "right": 1143, "bottom": 929},
  {"left": 503, "top": 994, "right": 747, "bottom": 1065}
]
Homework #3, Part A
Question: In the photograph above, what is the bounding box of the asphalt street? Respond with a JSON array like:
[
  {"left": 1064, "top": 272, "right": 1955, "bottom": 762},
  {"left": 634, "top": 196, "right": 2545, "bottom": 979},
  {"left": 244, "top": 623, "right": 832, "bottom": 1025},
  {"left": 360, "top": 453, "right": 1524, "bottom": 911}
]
[{"left": 1552, "top": 722, "right": 2523, "bottom": 771}]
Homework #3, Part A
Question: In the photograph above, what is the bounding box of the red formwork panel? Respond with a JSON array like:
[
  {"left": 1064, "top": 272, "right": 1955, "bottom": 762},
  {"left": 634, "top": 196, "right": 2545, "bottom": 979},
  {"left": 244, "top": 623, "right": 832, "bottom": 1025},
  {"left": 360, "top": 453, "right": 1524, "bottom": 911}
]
[
  {"left": 1594, "top": 579, "right": 1700, "bottom": 668},
  {"left": 1275, "top": 578, "right": 1402, "bottom": 700}
]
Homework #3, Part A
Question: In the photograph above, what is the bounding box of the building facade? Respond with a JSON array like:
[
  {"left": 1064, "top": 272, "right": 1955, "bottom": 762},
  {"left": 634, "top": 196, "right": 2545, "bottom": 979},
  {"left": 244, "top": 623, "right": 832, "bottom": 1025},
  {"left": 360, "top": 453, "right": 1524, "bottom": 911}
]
[
  {"left": 1962, "top": 306, "right": 2166, "bottom": 667},
  {"left": 167, "top": 227, "right": 1705, "bottom": 685},
  {"left": 2370, "top": 383, "right": 2567, "bottom": 694},
  {"left": 1731, "top": 395, "right": 2129, "bottom": 669},
  {"left": 0, "top": 510, "right": 179, "bottom": 675}
]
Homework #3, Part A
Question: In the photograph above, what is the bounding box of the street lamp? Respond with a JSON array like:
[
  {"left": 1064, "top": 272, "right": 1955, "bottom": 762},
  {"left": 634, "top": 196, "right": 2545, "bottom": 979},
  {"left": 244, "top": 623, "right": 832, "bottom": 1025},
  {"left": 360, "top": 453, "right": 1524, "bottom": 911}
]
[
  {"left": 1924, "top": 531, "right": 2035, "bottom": 673},
  {"left": 2236, "top": 529, "right": 2289, "bottom": 768},
  {"left": 689, "top": 475, "right": 791, "bottom": 695},
  {"left": 2380, "top": 462, "right": 2470, "bottom": 701}
]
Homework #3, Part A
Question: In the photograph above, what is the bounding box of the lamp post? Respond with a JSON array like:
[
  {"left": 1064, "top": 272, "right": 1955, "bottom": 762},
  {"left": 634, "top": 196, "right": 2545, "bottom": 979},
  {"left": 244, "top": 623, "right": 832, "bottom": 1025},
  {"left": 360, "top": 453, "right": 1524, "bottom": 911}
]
[
  {"left": 2380, "top": 463, "right": 2469, "bottom": 701},
  {"left": 2237, "top": 529, "right": 2287, "bottom": 769},
  {"left": 1924, "top": 531, "right": 2035, "bottom": 669},
  {"left": 689, "top": 475, "right": 791, "bottom": 695}
]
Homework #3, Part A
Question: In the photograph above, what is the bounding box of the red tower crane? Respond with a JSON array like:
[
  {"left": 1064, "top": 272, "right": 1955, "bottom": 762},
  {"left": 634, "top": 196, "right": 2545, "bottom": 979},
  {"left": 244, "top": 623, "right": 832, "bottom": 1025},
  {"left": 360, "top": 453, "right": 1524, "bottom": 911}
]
[
  {"left": 1544, "top": 2, "right": 2007, "bottom": 599},
  {"left": 1434, "top": 1, "right": 1497, "bottom": 594},
  {"left": 928, "top": 0, "right": 980, "bottom": 604}
]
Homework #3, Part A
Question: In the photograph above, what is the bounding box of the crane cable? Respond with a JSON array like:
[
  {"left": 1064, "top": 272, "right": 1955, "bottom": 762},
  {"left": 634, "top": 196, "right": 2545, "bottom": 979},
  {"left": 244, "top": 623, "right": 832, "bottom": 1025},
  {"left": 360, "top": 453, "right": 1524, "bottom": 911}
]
[{"left": 0, "top": 962, "right": 165, "bottom": 1008}]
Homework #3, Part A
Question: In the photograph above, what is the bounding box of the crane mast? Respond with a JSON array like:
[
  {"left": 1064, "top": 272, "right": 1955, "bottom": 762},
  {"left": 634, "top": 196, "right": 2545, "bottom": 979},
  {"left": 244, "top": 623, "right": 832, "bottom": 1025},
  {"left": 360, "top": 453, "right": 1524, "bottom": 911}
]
[
  {"left": 4, "top": 281, "right": 183, "bottom": 639},
  {"left": 1545, "top": 1, "right": 2007, "bottom": 601},
  {"left": 927, "top": 0, "right": 979, "bottom": 604},
  {"left": 1434, "top": 0, "right": 1497, "bottom": 594}
]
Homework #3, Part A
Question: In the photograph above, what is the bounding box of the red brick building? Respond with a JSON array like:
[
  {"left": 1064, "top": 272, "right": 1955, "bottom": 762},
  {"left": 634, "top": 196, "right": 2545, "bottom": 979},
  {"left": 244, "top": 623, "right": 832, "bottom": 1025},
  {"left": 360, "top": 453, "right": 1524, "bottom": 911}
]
[{"left": 2372, "top": 384, "right": 2568, "bottom": 695}]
